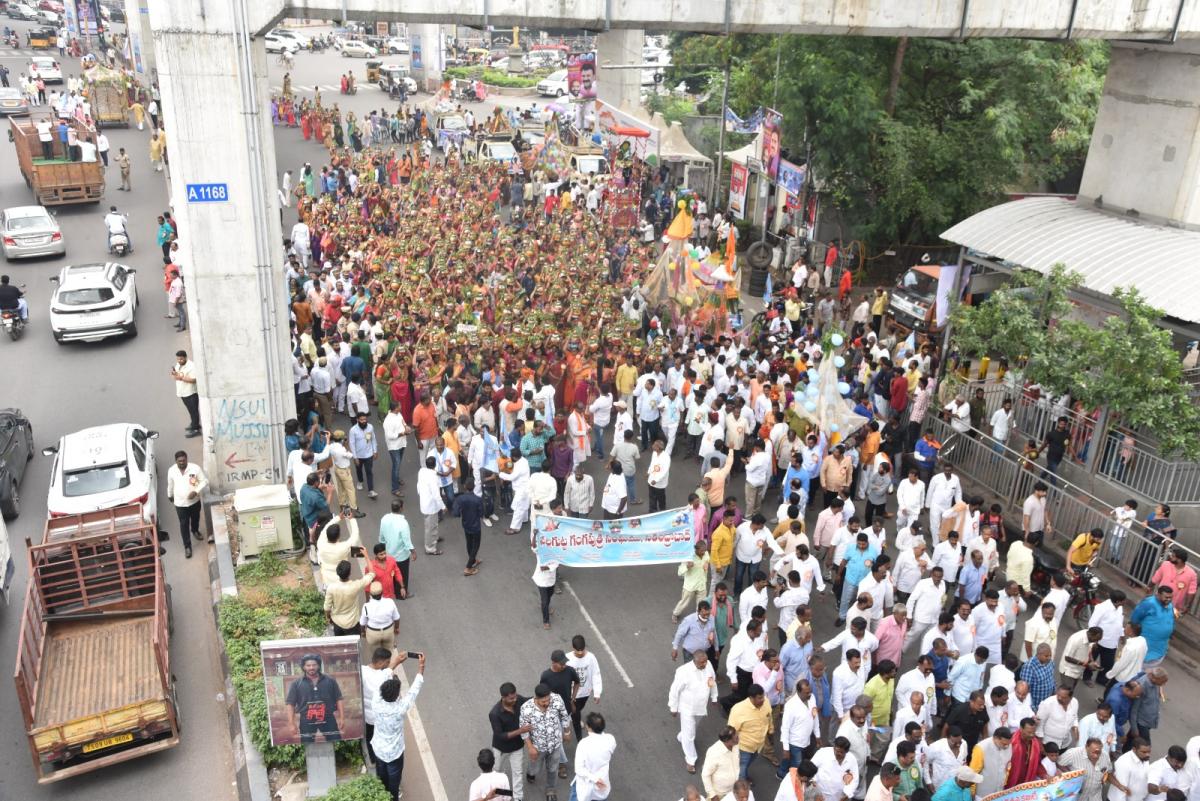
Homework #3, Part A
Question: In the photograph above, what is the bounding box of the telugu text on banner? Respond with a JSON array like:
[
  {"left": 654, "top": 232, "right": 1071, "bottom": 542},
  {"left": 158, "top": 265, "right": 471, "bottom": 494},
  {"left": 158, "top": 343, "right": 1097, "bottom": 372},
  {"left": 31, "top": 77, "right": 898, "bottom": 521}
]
[
  {"left": 533, "top": 507, "right": 696, "bottom": 567},
  {"left": 980, "top": 770, "right": 1086, "bottom": 801}
]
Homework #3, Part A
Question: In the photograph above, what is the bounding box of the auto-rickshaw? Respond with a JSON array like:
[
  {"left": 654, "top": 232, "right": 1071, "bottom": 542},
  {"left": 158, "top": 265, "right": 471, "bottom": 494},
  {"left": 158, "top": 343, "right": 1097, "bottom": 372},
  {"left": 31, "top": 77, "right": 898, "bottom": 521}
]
[
  {"left": 27, "top": 27, "right": 56, "bottom": 49},
  {"left": 365, "top": 59, "right": 381, "bottom": 83}
]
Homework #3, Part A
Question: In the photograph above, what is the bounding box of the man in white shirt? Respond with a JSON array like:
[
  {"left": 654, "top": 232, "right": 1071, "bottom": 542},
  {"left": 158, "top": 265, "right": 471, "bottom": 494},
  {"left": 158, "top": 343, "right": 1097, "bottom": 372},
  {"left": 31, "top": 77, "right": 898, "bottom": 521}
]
[
  {"left": 812, "top": 739, "right": 860, "bottom": 801},
  {"left": 1024, "top": 602, "right": 1060, "bottom": 659},
  {"left": 895, "top": 469, "right": 926, "bottom": 529},
  {"left": 893, "top": 688, "right": 933, "bottom": 739},
  {"left": 564, "top": 464, "right": 595, "bottom": 518},
  {"left": 500, "top": 454, "right": 532, "bottom": 535},
  {"left": 166, "top": 449, "right": 209, "bottom": 558},
  {"left": 778, "top": 679, "right": 819, "bottom": 774},
  {"left": 172, "top": 350, "right": 202, "bottom": 436},
  {"left": 359, "top": 581, "right": 400, "bottom": 654},
  {"left": 647, "top": 439, "right": 672, "bottom": 512},
  {"left": 738, "top": 572, "right": 771, "bottom": 628},
  {"left": 944, "top": 395, "right": 971, "bottom": 434},
  {"left": 892, "top": 542, "right": 927, "bottom": 600},
  {"left": 1088, "top": 590, "right": 1126, "bottom": 685},
  {"left": 734, "top": 515, "right": 781, "bottom": 596},
  {"left": 600, "top": 462, "right": 628, "bottom": 520},
  {"left": 381, "top": 407, "right": 409, "bottom": 497},
  {"left": 416, "top": 454, "right": 446, "bottom": 554},
  {"left": 902, "top": 568, "right": 947, "bottom": 652},
  {"left": 668, "top": 650, "right": 719, "bottom": 770},
  {"left": 990, "top": 399, "right": 1013, "bottom": 449},
  {"left": 924, "top": 728, "right": 968, "bottom": 786},
  {"left": 1111, "top": 740, "right": 1152, "bottom": 801},
  {"left": 926, "top": 465, "right": 963, "bottom": 540},
  {"left": 468, "top": 749, "right": 512, "bottom": 801},
  {"left": 1036, "top": 686, "right": 1079, "bottom": 749},
  {"left": 744, "top": 440, "right": 772, "bottom": 518},
  {"left": 830, "top": 651, "right": 866, "bottom": 721},
  {"left": 361, "top": 647, "right": 394, "bottom": 763},
  {"left": 723, "top": 619, "right": 767, "bottom": 701},
  {"left": 1145, "top": 747, "right": 1188, "bottom": 801},
  {"left": 636, "top": 377, "right": 665, "bottom": 449}
]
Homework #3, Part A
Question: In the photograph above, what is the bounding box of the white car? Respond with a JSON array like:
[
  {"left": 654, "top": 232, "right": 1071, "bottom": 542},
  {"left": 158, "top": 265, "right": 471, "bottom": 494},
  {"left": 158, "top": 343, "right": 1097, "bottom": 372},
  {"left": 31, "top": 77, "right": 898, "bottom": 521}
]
[
  {"left": 385, "top": 37, "right": 409, "bottom": 54},
  {"left": 1, "top": 205, "right": 65, "bottom": 260},
  {"left": 536, "top": 69, "right": 569, "bottom": 97},
  {"left": 43, "top": 423, "right": 159, "bottom": 521},
  {"left": 263, "top": 33, "right": 300, "bottom": 54},
  {"left": 30, "top": 56, "right": 63, "bottom": 85},
  {"left": 269, "top": 28, "right": 310, "bottom": 49},
  {"left": 36, "top": 8, "right": 59, "bottom": 25},
  {"left": 340, "top": 40, "right": 377, "bottom": 58},
  {"left": 49, "top": 262, "right": 138, "bottom": 344}
]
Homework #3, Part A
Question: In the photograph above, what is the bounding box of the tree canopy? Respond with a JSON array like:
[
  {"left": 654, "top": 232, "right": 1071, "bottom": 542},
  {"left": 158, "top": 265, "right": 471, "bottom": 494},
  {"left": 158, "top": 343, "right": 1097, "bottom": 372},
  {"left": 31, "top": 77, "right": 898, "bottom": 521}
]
[
  {"left": 951, "top": 265, "right": 1200, "bottom": 458},
  {"left": 668, "top": 34, "right": 1108, "bottom": 248}
]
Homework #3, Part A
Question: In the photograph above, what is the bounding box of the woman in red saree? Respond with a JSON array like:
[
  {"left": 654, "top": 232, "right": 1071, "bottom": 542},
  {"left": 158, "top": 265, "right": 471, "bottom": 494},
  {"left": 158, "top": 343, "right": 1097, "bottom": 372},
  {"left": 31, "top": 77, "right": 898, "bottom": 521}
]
[{"left": 391, "top": 366, "right": 415, "bottom": 424}]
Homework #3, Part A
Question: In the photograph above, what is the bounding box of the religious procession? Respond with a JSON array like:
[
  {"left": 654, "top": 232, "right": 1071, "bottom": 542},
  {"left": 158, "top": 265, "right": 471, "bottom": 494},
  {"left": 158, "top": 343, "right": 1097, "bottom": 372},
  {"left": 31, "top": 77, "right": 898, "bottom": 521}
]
[{"left": 272, "top": 83, "right": 1196, "bottom": 801}]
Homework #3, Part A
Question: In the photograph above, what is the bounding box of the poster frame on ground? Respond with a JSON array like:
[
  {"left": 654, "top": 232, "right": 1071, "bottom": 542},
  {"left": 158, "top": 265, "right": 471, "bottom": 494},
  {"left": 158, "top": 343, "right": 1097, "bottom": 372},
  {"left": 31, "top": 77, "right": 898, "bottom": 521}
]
[{"left": 261, "top": 636, "right": 365, "bottom": 747}]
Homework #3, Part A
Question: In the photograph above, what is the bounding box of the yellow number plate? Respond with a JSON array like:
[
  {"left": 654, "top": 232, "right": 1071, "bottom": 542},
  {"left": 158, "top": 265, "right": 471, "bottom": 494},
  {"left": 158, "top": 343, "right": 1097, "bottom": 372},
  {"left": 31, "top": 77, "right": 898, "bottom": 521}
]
[{"left": 82, "top": 733, "right": 134, "bottom": 753}]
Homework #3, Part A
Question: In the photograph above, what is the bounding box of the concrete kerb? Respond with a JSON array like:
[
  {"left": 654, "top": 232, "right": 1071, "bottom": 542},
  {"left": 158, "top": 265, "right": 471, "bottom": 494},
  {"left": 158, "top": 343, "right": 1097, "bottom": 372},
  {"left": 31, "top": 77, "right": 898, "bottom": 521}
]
[{"left": 204, "top": 493, "right": 272, "bottom": 801}]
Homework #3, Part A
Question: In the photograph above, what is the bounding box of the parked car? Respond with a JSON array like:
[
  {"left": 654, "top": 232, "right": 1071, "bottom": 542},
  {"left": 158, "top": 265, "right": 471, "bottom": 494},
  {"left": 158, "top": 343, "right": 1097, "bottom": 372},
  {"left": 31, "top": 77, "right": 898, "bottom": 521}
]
[
  {"left": 6, "top": 2, "right": 37, "bottom": 20},
  {"left": 48, "top": 261, "right": 138, "bottom": 343},
  {"left": 0, "top": 87, "right": 30, "bottom": 116},
  {"left": 30, "top": 55, "right": 63, "bottom": 83},
  {"left": 340, "top": 39, "right": 378, "bottom": 58},
  {"left": 35, "top": 7, "right": 58, "bottom": 25},
  {"left": 1, "top": 204, "right": 64, "bottom": 260},
  {"left": 536, "top": 69, "right": 569, "bottom": 97},
  {"left": 43, "top": 422, "right": 158, "bottom": 521},
  {"left": 385, "top": 37, "right": 409, "bottom": 54},
  {"left": 268, "top": 27, "right": 311, "bottom": 49},
  {"left": 263, "top": 33, "right": 300, "bottom": 54},
  {"left": 0, "top": 408, "right": 34, "bottom": 519}
]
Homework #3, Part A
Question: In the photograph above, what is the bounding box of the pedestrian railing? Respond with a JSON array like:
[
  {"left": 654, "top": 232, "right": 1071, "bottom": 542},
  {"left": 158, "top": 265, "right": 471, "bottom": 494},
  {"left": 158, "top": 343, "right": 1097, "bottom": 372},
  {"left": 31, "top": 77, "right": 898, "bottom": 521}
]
[
  {"left": 923, "top": 415, "right": 1200, "bottom": 620},
  {"left": 955, "top": 379, "right": 1200, "bottom": 505}
]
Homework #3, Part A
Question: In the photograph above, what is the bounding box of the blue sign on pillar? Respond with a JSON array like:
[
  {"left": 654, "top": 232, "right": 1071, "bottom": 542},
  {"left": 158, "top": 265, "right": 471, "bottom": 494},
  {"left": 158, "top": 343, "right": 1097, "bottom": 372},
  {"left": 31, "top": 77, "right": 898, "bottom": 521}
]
[{"left": 185, "top": 183, "right": 230, "bottom": 203}]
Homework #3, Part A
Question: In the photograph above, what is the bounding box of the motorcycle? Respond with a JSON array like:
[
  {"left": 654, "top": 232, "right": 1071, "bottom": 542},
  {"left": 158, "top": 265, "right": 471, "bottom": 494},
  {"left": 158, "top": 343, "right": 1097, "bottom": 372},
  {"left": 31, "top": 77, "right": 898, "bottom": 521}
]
[
  {"left": 311, "top": 37, "right": 326, "bottom": 53},
  {"left": 1068, "top": 564, "right": 1103, "bottom": 626},
  {"left": 6, "top": 33, "right": 19, "bottom": 49},
  {"left": 452, "top": 79, "right": 483, "bottom": 103},
  {"left": 1, "top": 293, "right": 26, "bottom": 341},
  {"left": 108, "top": 227, "right": 130, "bottom": 256}
]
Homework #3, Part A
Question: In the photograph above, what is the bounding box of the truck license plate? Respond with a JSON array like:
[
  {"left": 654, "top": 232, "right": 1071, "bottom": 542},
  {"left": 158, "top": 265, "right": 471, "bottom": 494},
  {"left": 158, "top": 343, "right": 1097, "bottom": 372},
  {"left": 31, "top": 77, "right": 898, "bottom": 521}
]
[{"left": 82, "top": 732, "right": 133, "bottom": 753}]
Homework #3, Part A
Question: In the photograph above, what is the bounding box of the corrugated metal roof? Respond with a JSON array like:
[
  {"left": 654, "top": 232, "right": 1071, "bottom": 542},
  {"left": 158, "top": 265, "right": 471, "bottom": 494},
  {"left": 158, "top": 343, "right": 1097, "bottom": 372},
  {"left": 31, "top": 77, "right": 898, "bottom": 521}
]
[{"left": 940, "top": 196, "right": 1200, "bottom": 323}]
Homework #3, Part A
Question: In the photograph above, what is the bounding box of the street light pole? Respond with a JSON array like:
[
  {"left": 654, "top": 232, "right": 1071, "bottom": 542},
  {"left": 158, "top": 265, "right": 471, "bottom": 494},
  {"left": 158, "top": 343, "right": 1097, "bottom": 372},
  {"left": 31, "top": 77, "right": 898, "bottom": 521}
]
[{"left": 710, "top": 58, "right": 730, "bottom": 210}]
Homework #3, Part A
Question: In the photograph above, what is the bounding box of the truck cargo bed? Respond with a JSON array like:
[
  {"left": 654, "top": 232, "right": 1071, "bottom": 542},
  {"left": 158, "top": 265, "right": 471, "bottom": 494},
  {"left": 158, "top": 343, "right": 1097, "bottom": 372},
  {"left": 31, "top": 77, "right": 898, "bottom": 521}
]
[{"left": 34, "top": 616, "right": 158, "bottom": 729}]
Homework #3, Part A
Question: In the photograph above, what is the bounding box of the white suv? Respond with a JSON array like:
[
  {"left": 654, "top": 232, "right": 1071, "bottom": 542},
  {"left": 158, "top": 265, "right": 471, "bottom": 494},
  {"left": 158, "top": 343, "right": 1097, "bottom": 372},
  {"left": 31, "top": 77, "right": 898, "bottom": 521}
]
[
  {"left": 536, "top": 69, "right": 569, "bottom": 97},
  {"left": 43, "top": 423, "right": 159, "bottom": 521},
  {"left": 49, "top": 262, "right": 138, "bottom": 344}
]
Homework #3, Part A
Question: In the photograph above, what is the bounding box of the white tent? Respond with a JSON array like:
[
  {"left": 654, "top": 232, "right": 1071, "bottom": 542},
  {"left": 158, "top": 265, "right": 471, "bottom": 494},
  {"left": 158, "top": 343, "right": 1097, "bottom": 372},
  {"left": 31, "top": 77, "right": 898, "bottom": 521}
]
[{"left": 660, "top": 122, "right": 711, "bottom": 165}]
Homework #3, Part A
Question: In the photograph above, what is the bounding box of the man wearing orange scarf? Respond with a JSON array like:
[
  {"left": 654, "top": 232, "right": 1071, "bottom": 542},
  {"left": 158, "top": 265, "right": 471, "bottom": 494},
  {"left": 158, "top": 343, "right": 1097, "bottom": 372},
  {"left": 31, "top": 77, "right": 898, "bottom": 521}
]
[{"left": 567, "top": 400, "right": 591, "bottom": 468}]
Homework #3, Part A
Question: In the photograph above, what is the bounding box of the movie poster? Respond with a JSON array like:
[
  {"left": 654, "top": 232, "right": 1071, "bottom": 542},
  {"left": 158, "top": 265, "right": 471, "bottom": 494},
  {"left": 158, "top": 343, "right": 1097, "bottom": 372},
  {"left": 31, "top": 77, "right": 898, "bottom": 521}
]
[
  {"left": 761, "top": 109, "right": 782, "bottom": 181},
  {"left": 261, "top": 636, "right": 364, "bottom": 747},
  {"left": 568, "top": 51, "right": 597, "bottom": 99},
  {"left": 729, "top": 162, "right": 748, "bottom": 220}
]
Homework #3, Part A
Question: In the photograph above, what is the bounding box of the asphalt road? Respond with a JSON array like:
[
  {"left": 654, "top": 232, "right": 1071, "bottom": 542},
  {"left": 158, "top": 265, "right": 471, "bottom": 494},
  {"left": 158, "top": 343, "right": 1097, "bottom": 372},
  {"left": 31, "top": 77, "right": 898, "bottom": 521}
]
[
  {"left": 0, "top": 22, "right": 237, "bottom": 801},
  {"left": 0, "top": 26, "right": 1195, "bottom": 801},
  {"left": 264, "top": 44, "right": 1200, "bottom": 801}
]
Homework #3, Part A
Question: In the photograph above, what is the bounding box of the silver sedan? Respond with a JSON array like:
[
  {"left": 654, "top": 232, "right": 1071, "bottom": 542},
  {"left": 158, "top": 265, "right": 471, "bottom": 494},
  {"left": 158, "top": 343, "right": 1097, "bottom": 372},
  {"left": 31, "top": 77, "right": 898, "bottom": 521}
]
[{"left": 1, "top": 205, "right": 65, "bottom": 260}]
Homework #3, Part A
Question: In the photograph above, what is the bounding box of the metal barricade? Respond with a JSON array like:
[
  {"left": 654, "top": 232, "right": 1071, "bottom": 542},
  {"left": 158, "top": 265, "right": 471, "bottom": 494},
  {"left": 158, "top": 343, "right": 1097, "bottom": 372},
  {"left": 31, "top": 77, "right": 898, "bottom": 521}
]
[
  {"left": 925, "top": 415, "right": 1200, "bottom": 619},
  {"left": 1095, "top": 428, "right": 1200, "bottom": 506}
]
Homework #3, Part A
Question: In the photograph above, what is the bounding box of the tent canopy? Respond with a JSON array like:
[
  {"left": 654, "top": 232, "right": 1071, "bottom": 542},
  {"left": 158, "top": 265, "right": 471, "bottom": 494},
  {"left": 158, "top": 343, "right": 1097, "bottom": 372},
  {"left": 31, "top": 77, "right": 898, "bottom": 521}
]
[{"left": 660, "top": 121, "right": 711, "bottom": 165}]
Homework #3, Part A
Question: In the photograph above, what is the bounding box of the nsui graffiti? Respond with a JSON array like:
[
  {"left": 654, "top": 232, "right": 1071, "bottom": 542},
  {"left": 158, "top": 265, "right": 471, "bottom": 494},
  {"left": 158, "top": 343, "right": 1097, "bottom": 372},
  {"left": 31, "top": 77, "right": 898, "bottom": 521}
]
[{"left": 215, "top": 396, "right": 279, "bottom": 486}]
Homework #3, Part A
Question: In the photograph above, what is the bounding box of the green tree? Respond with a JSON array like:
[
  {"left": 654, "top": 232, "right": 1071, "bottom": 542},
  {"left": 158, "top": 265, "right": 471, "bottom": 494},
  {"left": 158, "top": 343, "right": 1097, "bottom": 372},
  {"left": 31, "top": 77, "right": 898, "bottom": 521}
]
[
  {"left": 952, "top": 266, "right": 1200, "bottom": 458},
  {"left": 668, "top": 34, "right": 1108, "bottom": 248}
]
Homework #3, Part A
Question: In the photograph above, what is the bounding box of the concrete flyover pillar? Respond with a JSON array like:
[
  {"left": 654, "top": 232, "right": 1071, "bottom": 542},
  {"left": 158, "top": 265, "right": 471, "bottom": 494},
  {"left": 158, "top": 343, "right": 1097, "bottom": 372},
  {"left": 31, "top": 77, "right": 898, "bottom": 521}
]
[
  {"left": 148, "top": 0, "right": 295, "bottom": 492},
  {"left": 121, "top": 0, "right": 156, "bottom": 80},
  {"left": 411, "top": 23, "right": 444, "bottom": 92},
  {"left": 596, "top": 29, "right": 643, "bottom": 113},
  {"left": 1078, "top": 42, "right": 1200, "bottom": 229}
]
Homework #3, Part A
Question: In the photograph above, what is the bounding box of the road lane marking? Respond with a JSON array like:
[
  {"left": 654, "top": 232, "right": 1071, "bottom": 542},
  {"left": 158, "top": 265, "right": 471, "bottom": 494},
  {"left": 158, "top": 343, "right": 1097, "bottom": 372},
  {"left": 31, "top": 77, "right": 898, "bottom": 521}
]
[
  {"left": 396, "top": 664, "right": 450, "bottom": 801},
  {"left": 562, "top": 581, "right": 635, "bottom": 688}
]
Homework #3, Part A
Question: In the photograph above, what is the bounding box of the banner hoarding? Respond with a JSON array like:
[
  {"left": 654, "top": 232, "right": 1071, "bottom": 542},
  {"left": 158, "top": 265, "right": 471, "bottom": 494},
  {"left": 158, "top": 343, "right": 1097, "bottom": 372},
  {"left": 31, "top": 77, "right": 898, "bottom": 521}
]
[{"left": 533, "top": 508, "right": 696, "bottom": 567}]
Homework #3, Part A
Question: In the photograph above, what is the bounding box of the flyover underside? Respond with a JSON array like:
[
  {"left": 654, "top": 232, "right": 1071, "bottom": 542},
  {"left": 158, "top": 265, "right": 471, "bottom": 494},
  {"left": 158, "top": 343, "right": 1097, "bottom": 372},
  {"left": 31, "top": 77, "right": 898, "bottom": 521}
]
[{"left": 276, "top": 0, "right": 1197, "bottom": 40}]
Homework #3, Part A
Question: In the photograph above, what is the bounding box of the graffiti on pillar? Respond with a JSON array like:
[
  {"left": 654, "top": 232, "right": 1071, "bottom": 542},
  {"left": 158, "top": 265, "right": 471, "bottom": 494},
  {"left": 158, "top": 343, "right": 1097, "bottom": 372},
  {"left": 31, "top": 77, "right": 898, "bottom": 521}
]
[{"left": 215, "top": 395, "right": 280, "bottom": 486}]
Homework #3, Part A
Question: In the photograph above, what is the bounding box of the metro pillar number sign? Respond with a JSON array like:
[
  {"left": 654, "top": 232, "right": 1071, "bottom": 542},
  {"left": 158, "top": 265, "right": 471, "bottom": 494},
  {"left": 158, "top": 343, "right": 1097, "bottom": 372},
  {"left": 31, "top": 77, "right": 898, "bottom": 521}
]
[{"left": 185, "top": 183, "right": 230, "bottom": 203}]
